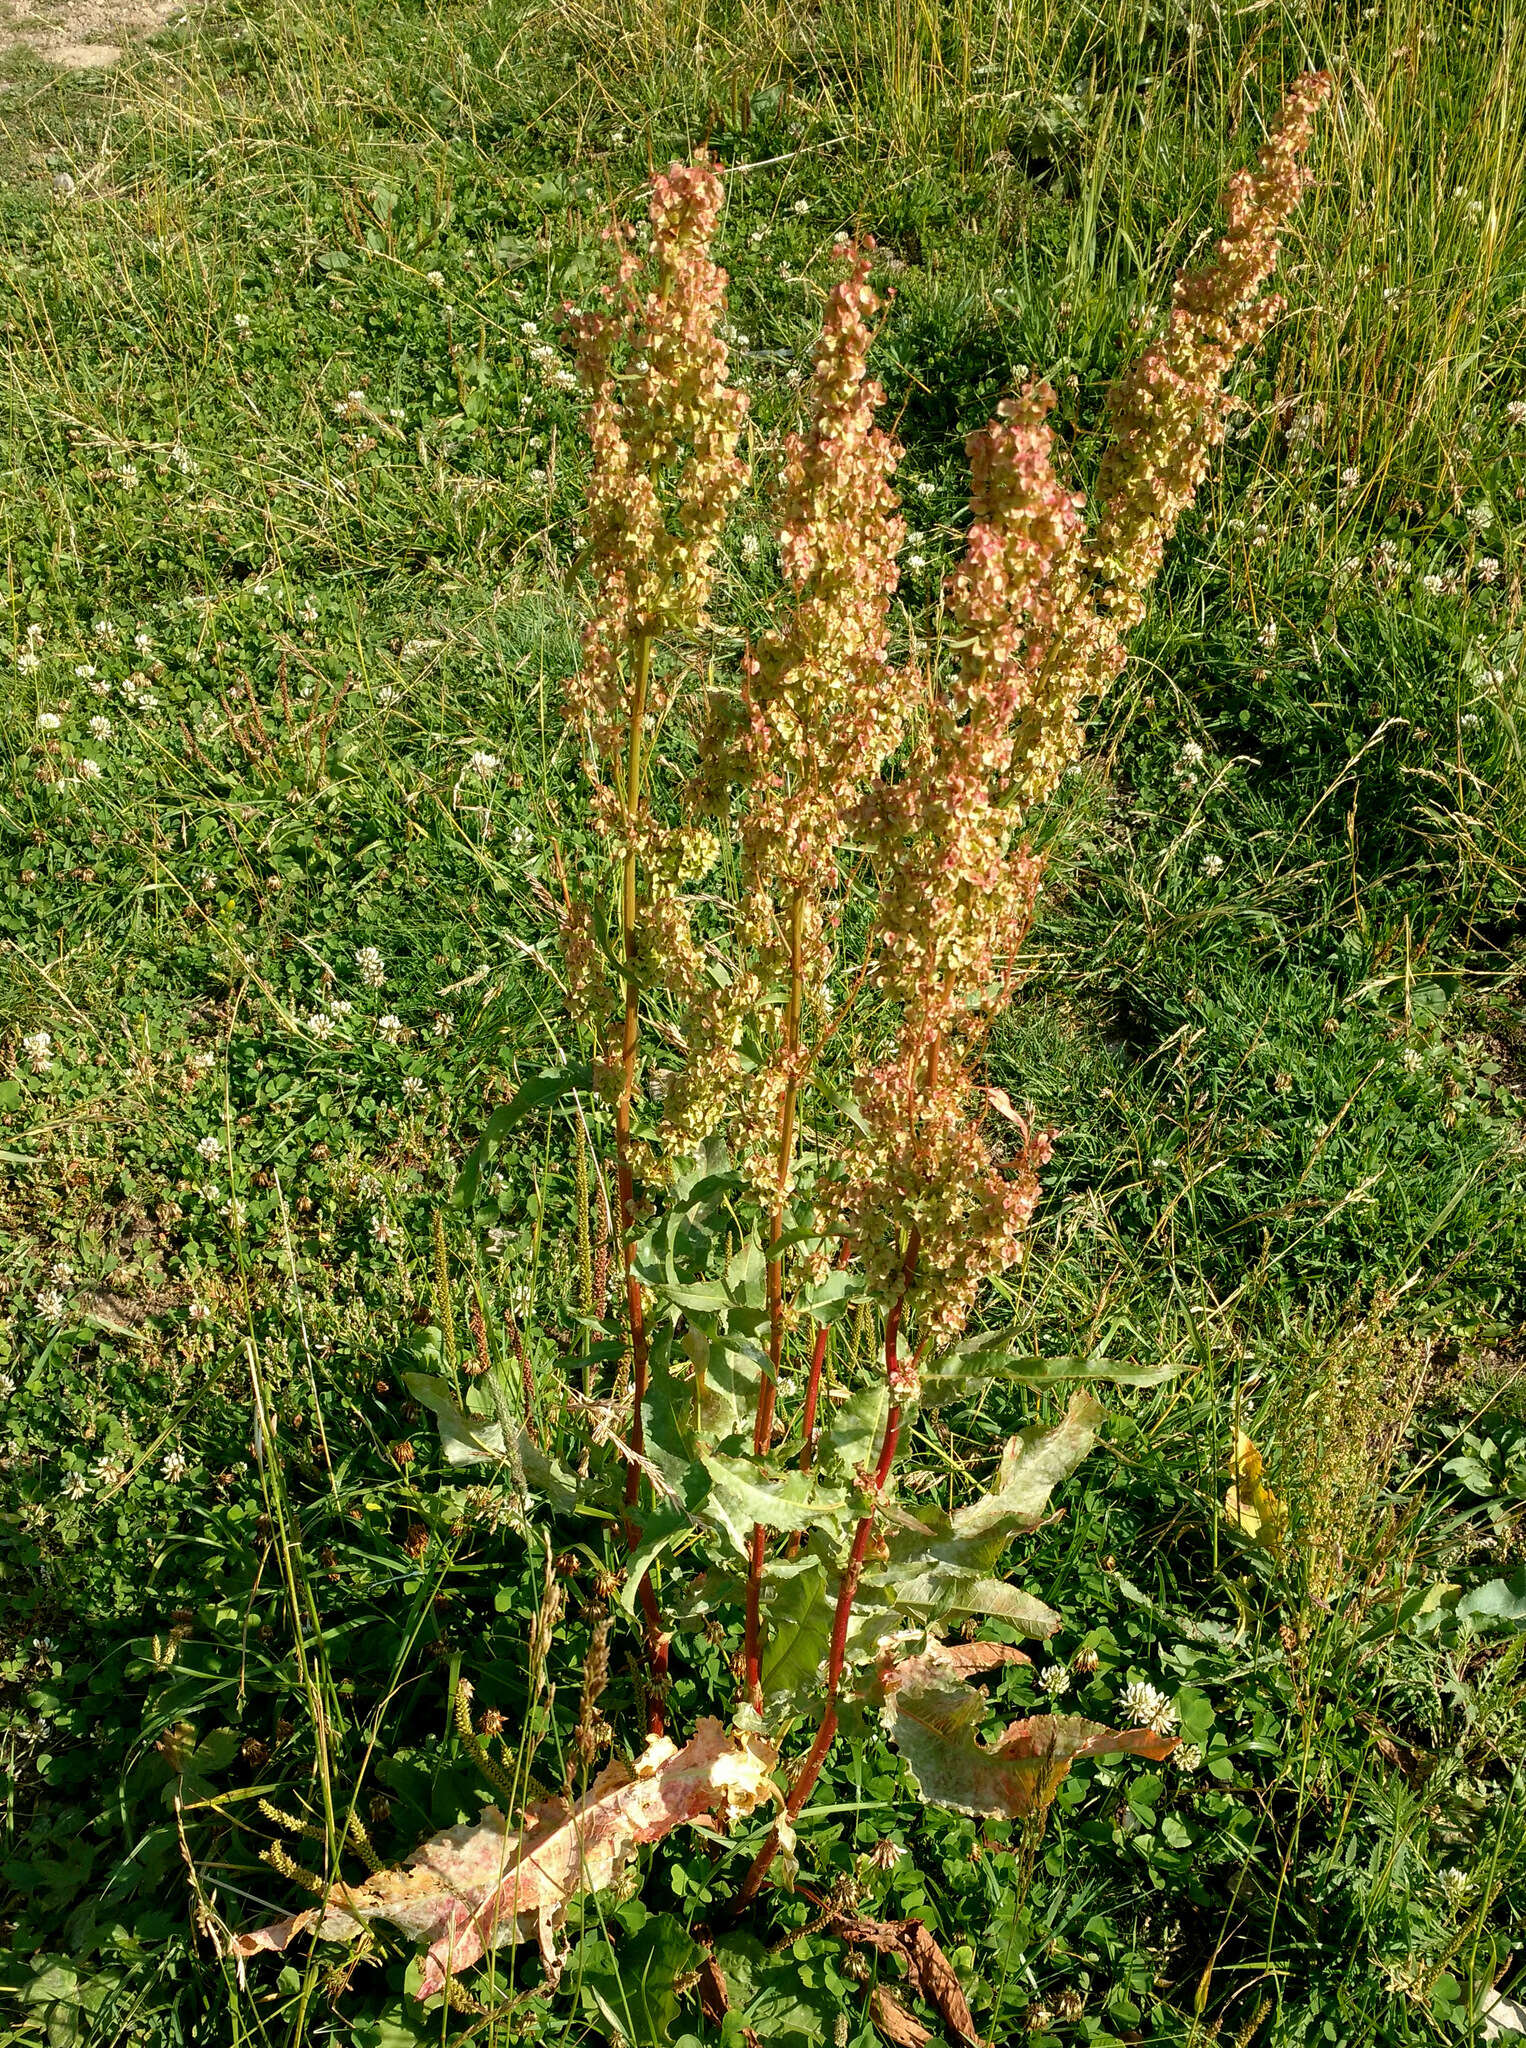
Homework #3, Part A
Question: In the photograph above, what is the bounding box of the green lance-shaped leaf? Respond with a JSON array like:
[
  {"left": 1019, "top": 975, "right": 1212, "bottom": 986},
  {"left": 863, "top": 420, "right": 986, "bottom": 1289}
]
[
  {"left": 916, "top": 1330, "right": 1173, "bottom": 1408},
  {"left": 930, "top": 1391, "right": 1104, "bottom": 1572},
  {"left": 451, "top": 1066, "right": 593, "bottom": 1211},
  {"left": 879, "top": 1643, "right": 1176, "bottom": 1818},
  {"left": 403, "top": 1372, "right": 581, "bottom": 1511},
  {"left": 697, "top": 1453, "right": 853, "bottom": 1560},
  {"left": 878, "top": 1563, "right": 1062, "bottom": 1639}
]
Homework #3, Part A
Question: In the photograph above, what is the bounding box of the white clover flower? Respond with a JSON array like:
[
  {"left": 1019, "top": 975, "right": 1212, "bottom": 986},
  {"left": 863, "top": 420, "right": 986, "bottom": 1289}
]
[
  {"left": 21, "top": 1029, "right": 53, "bottom": 1073},
  {"left": 905, "top": 552, "right": 927, "bottom": 571},
  {"left": 520, "top": 319, "right": 540, "bottom": 337},
  {"left": 35, "top": 1286, "right": 65, "bottom": 1321},
  {"left": 190, "top": 1048, "right": 216, "bottom": 1071},
  {"left": 1171, "top": 1742, "right": 1203, "bottom": 1773},
  {"left": 117, "top": 464, "right": 140, "bottom": 490},
  {"left": 135, "top": 693, "right": 159, "bottom": 711},
  {"left": 1474, "top": 556, "right": 1501, "bottom": 584},
  {"left": 426, "top": 269, "right": 446, "bottom": 289},
  {"left": 432, "top": 1011, "right": 455, "bottom": 1039},
  {"left": 78, "top": 759, "right": 102, "bottom": 781},
  {"left": 1258, "top": 619, "right": 1278, "bottom": 649},
  {"left": 1506, "top": 399, "right": 1526, "bottom": 428},
  {"left": 466, "top": 749, "right": 500, "bottom": 779},
  {"left": 16, "top": 649, "right": 39, "bottom": 674},
  {"left": 89, "top": 715, "right": 112, "bottom": 739},
  {"left": 1201, "top": 853, "right": 1225, "bottom": 877},
  {"left": 376, "top": 1013, "right": 404, "bottom": 1045},
  {"left": 1400, "top": 1046, "right": 1424, "bottom": 1072},
  {"left": 1338, "top": 465, "right": 1361, "bottom": 490},
  {"left": 1421, "top": 573, "right": 1445, "bottom": 596},
  {"left": 169, "top": 443, "right": 197, "bottom": 475},
  {"left": 748, "top": 228, "right": 766, "bottom": 245},
  {"left": 76, "top": 662, "right": 98, "bottom": 679},
  {"left": 188, "top": 1300, "right": 210, "bottom": 1321},
  {"left": 307, "top": 1010, "right": 335, "bottom": 1039},
  {"left": 63, "top": 1470, "right": 90, "bottom": 1502},
  {"left": 1120, "top": 1679, "right": 1178, "bottom": 1735},
  {"left": 196, "top": 1134, "right": 222, "bottom": 1162},
  {"left": 1178, "top": 739, "right": 1206, "bottom": 768},
  {"left": 225, "top": 1197, "right": 246, "bottom": 1230},
  {"left": 1466, "top": 503, "right": 1494, "bottom": 534},
  {"left": 328, "top": 997, "right": 352, "bottom": 1017},
  {"left": 529, "top": 467, "right": 547, "bottom": 485},
  {"left": 161, "top": 1448, "right": 189, "bottom": 1482},
  {"left": 1438, "top": 1867, "right": 1472, "bottom": 1911},
  {"left": 375, "top": 683, "right": 397, "bottom": 707},
  {"left": 739, "top": 532, "right": 760, "bottom": 561},
  {"left": 134, "top": 629, "right": 153, "bottom": 652},
  {"left": 92, "top": 1454, "right": 128, "bottom": 1487},
  {"left": 36, "top": 711, "right": 62, "bottom": 732},
  {"left": 1039, "top": 1665, "right": 1072, "bottom": 1698},
  {"left": 372, "top": 1213, "right": 401, "bottom": 1246},
  {"left": 199, "top": 1184, "right": 221, "bottom": 1205},
  {"left": 793, "top": 196, "right": 809, "bottom": 215},
  {"left": 0, "top": 1372, "right": 14, "bottom": 1399},
  {"left": 401, "top": 1075, "right": 426, "bottom": 1099},
  {"left": 197, "top": 869, "right": 217, "bottom": 895},
  {"left": 356, "top": 945, "right": 386, "bottom": 988},
  {"left": 26, "top": 623, "right": 44, "bottom": 646}
]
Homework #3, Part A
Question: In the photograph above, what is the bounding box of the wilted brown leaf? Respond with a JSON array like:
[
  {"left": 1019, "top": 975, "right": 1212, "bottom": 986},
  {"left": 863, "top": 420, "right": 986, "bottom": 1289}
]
[
  {"left": 230, "top": 1718, "right": 778, "bottom": 1998},
  {"left": 839, "top": 1913, "right": 981, "bottom": 2045},
  {"left": 871, "top": 1985, "right": 935, "bottom": 2047}
]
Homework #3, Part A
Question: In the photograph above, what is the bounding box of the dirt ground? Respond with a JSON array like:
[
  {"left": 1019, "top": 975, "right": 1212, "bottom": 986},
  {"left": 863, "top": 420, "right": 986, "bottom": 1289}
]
[{"left": 0, "top": 0, "right": 185, "bottom": 69}]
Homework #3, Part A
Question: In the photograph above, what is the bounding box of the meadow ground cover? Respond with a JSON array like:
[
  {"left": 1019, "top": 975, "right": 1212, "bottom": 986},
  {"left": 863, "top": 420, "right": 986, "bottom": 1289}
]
[{"left": 1, "top": 1, "right": 1525, "bottom": 2043}]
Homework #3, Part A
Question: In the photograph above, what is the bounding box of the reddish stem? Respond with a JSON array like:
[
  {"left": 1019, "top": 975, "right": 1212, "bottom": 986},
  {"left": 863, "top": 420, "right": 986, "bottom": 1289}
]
[{"left": 735, "top": 1233, "right": 917, "bottom": 1907}]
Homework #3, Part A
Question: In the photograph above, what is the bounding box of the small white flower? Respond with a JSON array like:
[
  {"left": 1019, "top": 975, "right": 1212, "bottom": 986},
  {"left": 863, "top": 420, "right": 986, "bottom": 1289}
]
[
  {"left": 1400, "top": 1046, "right": 1424, "bottom": 1072},
  {"left": 1201, "top": 853, "right": 1225, "bottom": 877},
  {"left": 375, "top": 682, "right": 397, "bottom": 707},
  {"left": 307, "top": 1010, "right": 335, "bottom": 1039},
  {"left": 426, "top": 269, "right": 445, "bottom": 289},
  {"left": 401, "top": 1075, "right": 426, "bottom": 1099},
  {"left": 1421, "top": 573, "right": 1445, "bottom": 596},
  {"left": 63, "top": 1470, "right": 90, "bottom": 1502},
  {"left": 1257, "top": 619, "right": 1278, "bottom": 649},
  {"left": 1466, "top": 503, "right": 1494, "bottom": 534},
  {"left": 135, "top": 693, "right": 159, "bottom": 711},
  {"left": 199, "top": 1184, "right": 221, "bottom": 1205},
  {"left": 233, "top": 311, "right": 251, "bottom": 332},
  {"left": 188, "top": 1300, "right": 211, "bottom": 1321},
  {"left": 1120, "top": 1679, "right": 1178, "bottom": 1735},
  {"left": 356, "top": 945, "right": 386, "bottom": 988},
  {"left": 739, "top": 533, "right": 760, "bottom": 561},
  {"left": 466, "top": 749, "right": 500, "bottom": 779},
  {"left": 1437, "top": 1867, "right": 1472, "bottom": 1911},
  {"left": 372, "top": 1212, "right": 401, "bottom": 1246},
  {"left": 36, "top": 711, "right": 62, "bottom": 732},
  {"left": 1474, "top": 556, "right": 1500, "bottom": 585},
  {"left": 1505, "top": 399, "right": 1526, "bottom": 428},
  {"left": 26, "top": 623, "right": 45, "bottom": 646},
  {"left": 520, "top": 319, "right": 540, "bottom": 337},
  {"left": 92, "top": 1454, "right": 128, "bottom": 1487},
  {"left": 905, "top": 552, "right": 927, "bottom": 571},
  {"left": 1178, "top": 739, "right": 1205, "bottom": 768},
  {"left": 328, "top": 997, "right": 353, "bottom": 1017},
  {"left": 21, "top": 1029, "right": 53, "bottom": 1073},
  {"left": 89, "top": 715, "right": 112, "bottom": 739},
  {"left": 1172, "top": 1743, "right": 1203, "bottom": 1773},
  {"left": 78, "top": 759, "right": 102, "bottom": 781},
  {"left": 0, "top": 1372, "right": 14, "bottom": 1399},
  {"left": 16, "top": 649, "right": 39, "bottom": 674},
  {"left": 117, "top": 464, "right": 140, "bottom": 490},
  {"left": 92, "top": 618, "right": 118, "bottom": 642},
  {"left": 35, "top": 1287, "right": 66, "bottom": 1321},
  {"left": 225, "top": 1197, "right": 246, "bottom": 1230},
  {"left": 793, "top": 196, "right": 809, "bottom": 215},
  {"left": 197, "top": 869, "right": 217, "bottom": 895},
  {"left": 529, "top": 467, "right": 547, "bottom": 485},
  {"left": 190, "top": 1049, "right": 215, "bottom": 1071},
  {"left": 196, "top": 1134, "right": 222, "bottom": 1162},
  {"left": 376, "top": 1013, "right": 404, "bottom": 1044},
  {"left": 161, "top": 1448, "right": 189, "bottom": 1482},
  {"left": 432, "top": 1011, "right": 455, "bottom": 1039},
  {"left": 134, "top": 630, "right": 153, "bottom": 652},
  {"left": 1338, "top": 465, "right": 1361, "bottom": 491},
  {"left": 748, "top": 228, "right": 766, "bottom": 246},
  {"left": 1039, "top": 1665, "right": 1072, "bottom": 1698}
]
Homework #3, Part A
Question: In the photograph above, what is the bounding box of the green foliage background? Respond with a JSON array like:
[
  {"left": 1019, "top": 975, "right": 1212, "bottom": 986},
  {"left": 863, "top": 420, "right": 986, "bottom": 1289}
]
[{"left": 0, "top": 0, "right": 1524, "bottom": 2042}]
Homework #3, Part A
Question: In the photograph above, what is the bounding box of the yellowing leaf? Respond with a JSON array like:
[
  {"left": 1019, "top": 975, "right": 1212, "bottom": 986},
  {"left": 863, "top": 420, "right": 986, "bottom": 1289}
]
[
  {"left": 1223, "top": 1429, "right": 1287, "bottom": 1555},
  {"left": 229, "top": 1718, "right": 779, "bottom": 1998},
  {"left": 879, "top": 1642, "right": 1175, "bottom": 1818}
]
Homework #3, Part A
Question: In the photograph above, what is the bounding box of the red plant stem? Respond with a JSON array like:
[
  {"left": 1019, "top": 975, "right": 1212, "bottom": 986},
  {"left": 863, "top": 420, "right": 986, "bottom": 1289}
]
[
  {"left": 735, "top": 1231, "right": 918, "bottom": 1906},
  {"left": 799, "top": 1242, "right": 853, "bottom": 1475},
  {"left": 610, "top": 630, "right": 667, "bottom": 1733},
  {"left": 743, "top": 889, "right": 808, "bottom": 1711}
]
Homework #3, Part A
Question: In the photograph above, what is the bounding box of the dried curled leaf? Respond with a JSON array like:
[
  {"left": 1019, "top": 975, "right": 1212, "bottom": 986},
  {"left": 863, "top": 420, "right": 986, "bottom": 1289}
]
[
  {"left": 230, "top": 1718, "right": 779, "bottom": 1998},
  {"left": 879, "top": 1643, "right": 1175, "bottom": 1817},
  {"left": 1224, "top": 1428, "right": 1287, "bottom": 1556},
  {"left": 839, "top": 1913, "right": 981, "bottom": 2045},
  {"left": 871, "top": 1985, "right": 935, "bottom": 2047}
]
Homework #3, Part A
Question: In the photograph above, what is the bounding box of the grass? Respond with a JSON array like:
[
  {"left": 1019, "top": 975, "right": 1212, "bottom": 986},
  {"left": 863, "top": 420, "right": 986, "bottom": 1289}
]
[{"left": 1, "top": 0, "right": 1525, "bottom": 2043}]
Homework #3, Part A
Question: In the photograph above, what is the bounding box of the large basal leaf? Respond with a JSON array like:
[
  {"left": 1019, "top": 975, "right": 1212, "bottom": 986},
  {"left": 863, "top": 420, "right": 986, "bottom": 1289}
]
[
  {"left": 699, "top": 1453, "right": 852, "bottom": 1560},
  {"left": 229, "top": 1719, "right": 779, "bottom": 1998},
  {"left": 917, "top": 1330, "right": 1172, "bottom": 1408},
  {"left": 759, "top": 1557, "right": 835, "bottom": 1703},
  {"left": 879, "top": 1644, "right": 1175, "bottom": 1818},
  {"left": 403, "top": 1372, "right": 581, "bottom": 1512},
  {"left": 878, "top": 1562, "right": 1061, "bottom": 1639}
]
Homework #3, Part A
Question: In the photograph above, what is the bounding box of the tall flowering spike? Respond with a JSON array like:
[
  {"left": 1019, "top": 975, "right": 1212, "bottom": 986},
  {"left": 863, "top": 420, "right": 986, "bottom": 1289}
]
[
  {"left": 568, "top": 156, "right": 749, "bottom": 770},
  {"left": 1091, "top": 71, "right": 1335, "bottom": 627},
  {"left": 658, "top": 248, "right": 912, "bottom": 1191}
]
